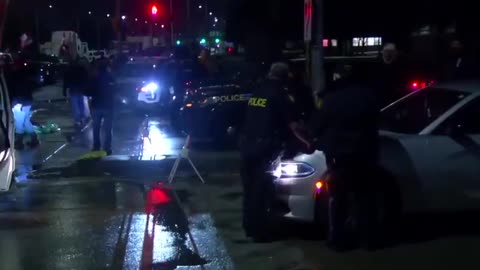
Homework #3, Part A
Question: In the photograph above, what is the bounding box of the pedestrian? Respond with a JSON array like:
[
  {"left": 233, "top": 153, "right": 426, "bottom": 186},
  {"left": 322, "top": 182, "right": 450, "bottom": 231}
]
[
  {"left": 311, "top": 64, "right": 380, "bottom": 251},
  {"left": 5, "top": 62, "right": 39, "bottom": 149},
  {"left": 240, "top": 62, "right": 312, "bottom": 242},
  {"left": 89, "top": 61, "right": 115, "bottom": 155},
  {"left": 441, "top": 39, "right": 472, "bottom": 80},
  {"left": 374, "top": 42, "right": 409, "bottom": 106},
  {"left": 64, "top": 56, "right": 89, "bottom": 129}
]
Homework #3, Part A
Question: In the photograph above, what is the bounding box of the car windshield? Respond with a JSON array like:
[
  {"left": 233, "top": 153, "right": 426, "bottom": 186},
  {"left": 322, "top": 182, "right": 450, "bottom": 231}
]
[
  {"left": 379, "top": 88, "right": 469, "bottom": 134},
  {"left": 117, "top": 63, "right": 161, "bottom": 78}
]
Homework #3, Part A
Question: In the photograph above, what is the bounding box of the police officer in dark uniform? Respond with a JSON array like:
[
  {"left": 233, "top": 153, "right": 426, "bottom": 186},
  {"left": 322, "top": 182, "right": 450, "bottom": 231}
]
[
  {"left": 311, "top": 64, "right": 380, "bottom": 251},
  {"left": 240, "top": 62, "right": 312, "bottom": 242}
]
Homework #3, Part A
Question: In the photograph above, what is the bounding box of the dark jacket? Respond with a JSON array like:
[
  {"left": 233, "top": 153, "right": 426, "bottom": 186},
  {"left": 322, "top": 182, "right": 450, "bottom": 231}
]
[
  {"left": 90, "top": 69, "right": 115, "bottom": 110},
  {"left": 241, "top": 78, "right": 295, "bottom": 157},
  {"left": 311, "top": 80, "right": 379, "bottom": 161},
  {"left": 373, "top": 59, "right": 410, "bottom": 106},
  {"left": 63, "top": 63, "right": 89, "bottom": 96},
  {"left": 5, "top": 66, "right": 36, "bottom": 105}
]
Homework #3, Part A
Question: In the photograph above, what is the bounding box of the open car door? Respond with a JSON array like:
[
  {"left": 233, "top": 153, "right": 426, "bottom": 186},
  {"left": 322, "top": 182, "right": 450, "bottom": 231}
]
[{"left": 0, "top": 0, "right": 16, "bottom": 191}]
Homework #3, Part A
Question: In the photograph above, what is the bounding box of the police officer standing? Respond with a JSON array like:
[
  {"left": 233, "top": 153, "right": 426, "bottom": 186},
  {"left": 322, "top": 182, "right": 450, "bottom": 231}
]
[
  {"left": 311, "top": 64, "right": 380, "bottom": 251},
  {"left": 240, "top": 62, "right": 312, "bottom": 242}
]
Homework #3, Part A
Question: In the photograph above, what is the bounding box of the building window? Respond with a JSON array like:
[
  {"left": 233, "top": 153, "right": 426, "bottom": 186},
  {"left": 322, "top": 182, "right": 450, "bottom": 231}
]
[
  {"left": 367, "top": 37, "right": 375, "bottom": 46},
  {"left": 353, "top": 37, "right": 359, "bottom": 47},
  {"left": 331, "top": 39, "right": 338, "bottom": 47},
  {"left": 323, "top": 39, "right": 329, "bottom": 47}
]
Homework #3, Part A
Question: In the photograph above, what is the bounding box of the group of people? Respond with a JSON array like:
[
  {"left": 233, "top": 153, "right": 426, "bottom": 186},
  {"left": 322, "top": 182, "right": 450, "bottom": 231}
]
[
  {"left": 5, "top": 54, "right": 117, "bottom": 154},
  {"left": 239, "top": 59, "right": 391, "bottom": 250},
  {"left": 63, "top": 56, "right": 116, "bottom": 155},
  {"left": 240, "top": 37, "right": 478, "bottom": 250}
]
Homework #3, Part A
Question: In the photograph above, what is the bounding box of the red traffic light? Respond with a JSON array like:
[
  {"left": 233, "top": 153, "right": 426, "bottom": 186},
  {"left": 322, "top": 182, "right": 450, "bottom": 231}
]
[{"left": 151, "top": 5, "right": 158, "bottom": 15}]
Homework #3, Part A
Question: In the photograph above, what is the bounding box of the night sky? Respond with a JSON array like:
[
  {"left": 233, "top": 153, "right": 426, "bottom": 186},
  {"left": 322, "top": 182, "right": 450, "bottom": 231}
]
[{"left": 2, "top": 0, "right": 476, "bottom": 50}]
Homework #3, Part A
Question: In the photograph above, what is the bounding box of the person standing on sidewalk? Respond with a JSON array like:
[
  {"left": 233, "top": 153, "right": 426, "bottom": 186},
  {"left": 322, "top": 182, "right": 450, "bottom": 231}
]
[
  {"left": 64, "top": 56, "right": 89, "bottom": 129},
  {"left": 89, "top": 61, "right": 115, "bottom": 155},
  {"left": 5, "top": 62, "right": 39, "bottom": 149}
]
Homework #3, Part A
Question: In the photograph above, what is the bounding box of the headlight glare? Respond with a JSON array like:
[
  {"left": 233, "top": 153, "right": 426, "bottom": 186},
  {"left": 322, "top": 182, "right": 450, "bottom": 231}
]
[
  {"left": 141, "top": 82, "right": 159, "bottom": 93},
  {"left": 273, "top": 162, "right": 315, "bottom": 178}
]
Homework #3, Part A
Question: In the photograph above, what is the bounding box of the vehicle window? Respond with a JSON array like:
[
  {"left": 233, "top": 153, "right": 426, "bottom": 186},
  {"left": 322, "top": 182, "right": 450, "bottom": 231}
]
[
  {"left": 434, "top": 97, "right": 480, "bottom": 135},
  {"left": 117, "top": 64, "right": 157, "bottom": 77},
  {"left": 379, "top": 88, "right": 468, "bottom": 134}
]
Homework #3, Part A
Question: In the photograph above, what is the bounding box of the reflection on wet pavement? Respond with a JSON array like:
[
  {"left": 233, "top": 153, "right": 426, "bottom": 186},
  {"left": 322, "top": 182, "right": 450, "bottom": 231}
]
[{"left": 0, "top": 180, "right": 229, "bottom": 270}]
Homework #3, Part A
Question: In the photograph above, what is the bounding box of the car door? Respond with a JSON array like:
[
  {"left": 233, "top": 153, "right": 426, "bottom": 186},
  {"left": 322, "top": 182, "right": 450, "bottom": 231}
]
[
  {"left": 425, "top": 96, "right": 480, "bottom": 208},
  {"left": 380, "top": 88, "right": 471, "bottom": 211},
  {"left": 0, "top": 69, "right": 15, "bottom": 191}
]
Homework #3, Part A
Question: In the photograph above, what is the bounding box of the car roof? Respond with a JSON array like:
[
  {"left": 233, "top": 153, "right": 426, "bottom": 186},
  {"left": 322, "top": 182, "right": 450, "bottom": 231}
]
[{"left": 433, "top": 80, "right": 480, "bottom": 94}]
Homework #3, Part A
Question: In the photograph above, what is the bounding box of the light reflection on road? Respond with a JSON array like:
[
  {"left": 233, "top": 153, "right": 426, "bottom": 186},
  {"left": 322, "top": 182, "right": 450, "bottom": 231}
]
[{"left": 140, "top": 118, "right": 181, "bottom": 161}]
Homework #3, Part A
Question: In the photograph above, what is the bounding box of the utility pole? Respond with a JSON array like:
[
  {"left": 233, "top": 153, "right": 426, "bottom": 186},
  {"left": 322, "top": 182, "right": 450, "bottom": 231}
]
[
  {"left": 0, "top": 0, "right": 11, "bottom": 49},
  {"left": 115, "top": 0, "right": 121, "bottom": 42},
  {"left": 186, "top": 0, "right": 191, "bottom": 38},
  {"left": 311, "top": 0, "right": 325, "bottom": 99},
  {"left": 170, "top": 0, "right": 174, "bottom": 46},
  {"left": 34, "top": 7, "right": 40, "bottom": 51}
]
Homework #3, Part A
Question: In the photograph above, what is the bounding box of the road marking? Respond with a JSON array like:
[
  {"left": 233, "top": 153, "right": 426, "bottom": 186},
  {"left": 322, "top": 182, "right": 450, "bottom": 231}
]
[{"left": 41, "top": 121, "right": 91, "bottom": 164}]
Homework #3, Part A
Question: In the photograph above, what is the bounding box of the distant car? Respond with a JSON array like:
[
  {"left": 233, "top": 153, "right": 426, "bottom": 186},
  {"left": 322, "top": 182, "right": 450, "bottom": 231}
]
[
  {"left": 272, "top": 81, "right": 480, "bottom": 224},
  {"left": 115, "top": 60, "right": 173, "bottom": 111},
  {"left": 173, "top": 59, "right": 259, "bottom": 141}
]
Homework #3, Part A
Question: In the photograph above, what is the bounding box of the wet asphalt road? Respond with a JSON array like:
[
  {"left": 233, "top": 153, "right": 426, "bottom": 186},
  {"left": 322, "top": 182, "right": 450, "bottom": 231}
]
[{"left": 3, "top": 84, "right": 480, "bottom": 270}]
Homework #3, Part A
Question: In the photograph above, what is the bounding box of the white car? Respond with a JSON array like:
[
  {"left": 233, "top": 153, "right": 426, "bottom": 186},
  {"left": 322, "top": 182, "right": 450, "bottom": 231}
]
[
  {"left": 0, "top": 70, "right": 16, "bottom": 192},
  {"left": 273, "top": 81, "right": 480, "bottom": 222}
]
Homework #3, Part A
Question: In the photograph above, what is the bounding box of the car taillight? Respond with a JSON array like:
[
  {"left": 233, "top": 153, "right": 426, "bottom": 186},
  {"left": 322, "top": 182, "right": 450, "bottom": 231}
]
[{"left": 410, "top": 80, "right": 434, "bottom": 91}]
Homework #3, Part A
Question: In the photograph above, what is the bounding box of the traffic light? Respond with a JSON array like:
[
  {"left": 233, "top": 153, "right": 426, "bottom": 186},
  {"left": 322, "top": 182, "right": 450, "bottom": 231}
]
[
  {"left": 151, "top": 5, "right": 158, "bottom": 16},
  {"left": 176, "top": 40, "right": 181, "bottom": 46},
  {"left": 214, "top": 38, "right": 221, "bottom": 44},
  {"left": 199, "top": 38, "right": 206, "bottom": 45}
]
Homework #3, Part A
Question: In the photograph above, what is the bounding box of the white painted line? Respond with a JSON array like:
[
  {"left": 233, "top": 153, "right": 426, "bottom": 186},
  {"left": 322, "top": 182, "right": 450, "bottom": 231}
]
[{"left": 41, "top": 121, "right": 91, "bottom": 164}]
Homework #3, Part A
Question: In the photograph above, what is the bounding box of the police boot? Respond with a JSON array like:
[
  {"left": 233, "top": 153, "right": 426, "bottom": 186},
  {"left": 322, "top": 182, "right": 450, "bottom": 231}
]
[
  {"left": 27, "top": 133, "right": 40, "bottom": 148},
  {"left": 14, "top": 134, "right": 25, "bottom": 150}
]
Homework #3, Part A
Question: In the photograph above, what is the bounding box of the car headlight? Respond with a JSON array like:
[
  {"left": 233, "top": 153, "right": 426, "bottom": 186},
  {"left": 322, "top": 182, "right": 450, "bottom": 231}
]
[
  {"left": 141, "top": 82, "right": 160, "bottom": 93},
  {"left": 273, "top": 162, "right": 315, "bottom": 178}
]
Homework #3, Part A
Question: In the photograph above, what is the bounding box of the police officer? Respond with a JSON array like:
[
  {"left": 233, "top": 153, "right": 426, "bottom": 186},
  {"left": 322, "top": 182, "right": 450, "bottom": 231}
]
[
  {"left": 240, "top": 62, "right": 312, "bottom": 242},
  {"left": 311, "top": 64, "right": 380, "bottom": 251}
]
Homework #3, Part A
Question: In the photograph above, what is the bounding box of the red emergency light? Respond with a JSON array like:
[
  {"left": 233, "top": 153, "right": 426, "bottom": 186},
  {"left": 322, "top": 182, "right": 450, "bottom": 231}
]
[{"left": 151, "top": 5, "right": 158, "bottom": 15}]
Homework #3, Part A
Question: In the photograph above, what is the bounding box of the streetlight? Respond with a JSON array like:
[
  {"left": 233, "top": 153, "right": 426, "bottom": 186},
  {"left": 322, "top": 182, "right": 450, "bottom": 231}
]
[
  {"left": 209, "top": 12, "right": 212, "bottom": 16},
  {"left": 49, "top": 5, "right": 53, "bottom": 9},
  {"left": 145, "top": 20, "right": 148, "bottom": 24},
  {"left": 161, "top": 24, "right": 165, "bottom": 28},
  {"left": 88, "top": 11, "right": 92, "bottom": 15},
  {"left": 121, "top": 15, "right": 126, "bottom": 20},
  {"left": 107, "top": 14, "right": 110, "bottom": 18},
  {"left": 214, "top": 17, "right": 218, "bottom": 23},
  {"left": 198, "top": 5, "right": 202, "bottom": 9},
  {"left": 135, "top": 18, "right": 138, "bottom": 21}
]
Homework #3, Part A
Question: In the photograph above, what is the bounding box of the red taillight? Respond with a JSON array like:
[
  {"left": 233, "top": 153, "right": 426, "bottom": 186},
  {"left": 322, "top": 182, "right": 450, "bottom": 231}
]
[{"left": 412, "top": 82, "right": 418, "bottom": 88}]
